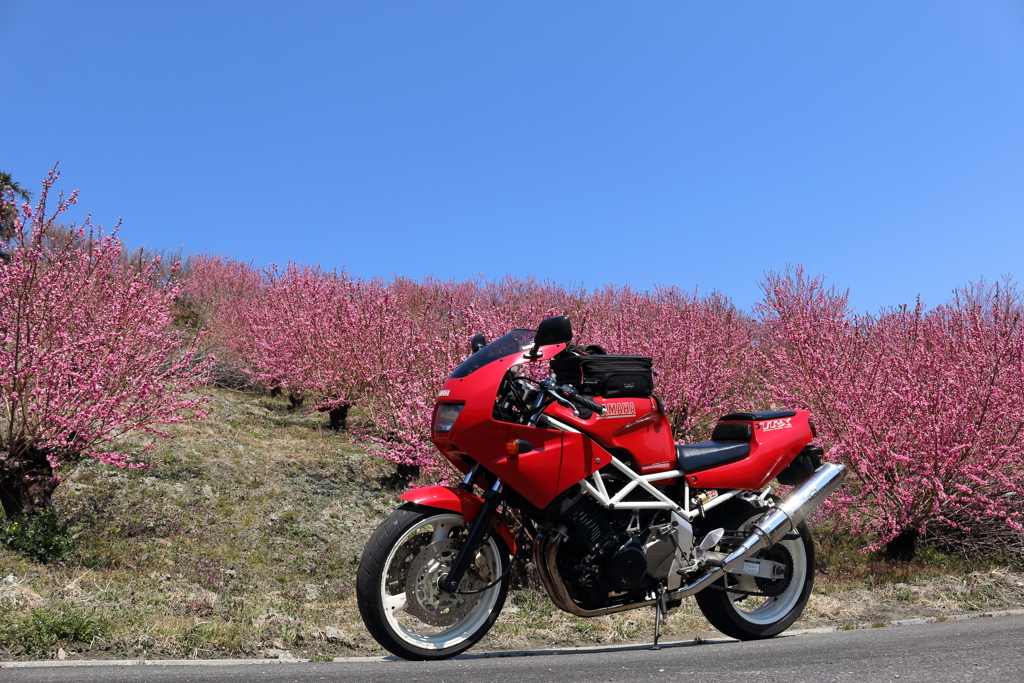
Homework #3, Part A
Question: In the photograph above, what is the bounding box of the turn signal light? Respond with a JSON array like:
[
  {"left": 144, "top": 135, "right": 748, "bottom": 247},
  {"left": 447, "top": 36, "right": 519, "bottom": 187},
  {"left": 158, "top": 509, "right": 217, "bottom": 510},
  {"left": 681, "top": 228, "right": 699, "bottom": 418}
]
[{"left": 505, "top": 439, "right": 534, "bottom": 455}]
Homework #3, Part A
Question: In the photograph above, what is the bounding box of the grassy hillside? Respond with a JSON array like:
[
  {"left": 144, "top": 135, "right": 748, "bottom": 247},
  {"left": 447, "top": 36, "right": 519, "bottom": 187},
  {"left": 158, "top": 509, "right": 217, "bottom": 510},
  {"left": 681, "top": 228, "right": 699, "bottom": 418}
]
[{"left": 1, "top": 388, "right": 1022, "bottom": 661}]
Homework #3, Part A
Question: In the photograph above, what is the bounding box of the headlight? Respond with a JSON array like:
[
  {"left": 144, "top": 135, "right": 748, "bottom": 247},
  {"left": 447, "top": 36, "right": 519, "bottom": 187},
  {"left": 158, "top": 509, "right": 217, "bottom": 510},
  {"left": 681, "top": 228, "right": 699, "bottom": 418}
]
[{"left": 433, "top": 403, "right": 464, "bottom": 433}]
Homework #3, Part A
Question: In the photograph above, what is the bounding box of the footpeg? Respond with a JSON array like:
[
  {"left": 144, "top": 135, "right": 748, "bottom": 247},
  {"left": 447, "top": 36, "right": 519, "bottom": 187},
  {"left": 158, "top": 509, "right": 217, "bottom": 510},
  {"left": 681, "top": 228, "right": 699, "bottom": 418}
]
[{"left": 702, "top": 552, "right": 728, "bottom": 568}]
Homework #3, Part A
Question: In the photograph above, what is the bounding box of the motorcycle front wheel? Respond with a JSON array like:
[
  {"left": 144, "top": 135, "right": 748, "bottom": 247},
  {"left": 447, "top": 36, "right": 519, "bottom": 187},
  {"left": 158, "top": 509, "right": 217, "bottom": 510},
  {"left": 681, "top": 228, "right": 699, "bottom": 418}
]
[
  {"left": 356, "top": 503, "right": 510, "bottom": 660},
  {"left": 694, "top": 500, "right": 815, "bottom": 640}
]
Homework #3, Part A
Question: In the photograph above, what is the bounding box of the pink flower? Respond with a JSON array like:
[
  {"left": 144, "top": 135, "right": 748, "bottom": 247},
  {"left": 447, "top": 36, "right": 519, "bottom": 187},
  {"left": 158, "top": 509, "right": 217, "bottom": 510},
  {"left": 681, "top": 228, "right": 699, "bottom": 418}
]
[{"left": 1, "top": 169, "right": 211, "bottom": 481}]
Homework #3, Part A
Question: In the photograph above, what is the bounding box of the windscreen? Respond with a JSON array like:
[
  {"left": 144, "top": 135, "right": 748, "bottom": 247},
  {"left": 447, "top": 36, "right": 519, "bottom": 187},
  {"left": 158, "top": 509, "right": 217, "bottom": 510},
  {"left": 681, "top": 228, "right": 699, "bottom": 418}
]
[{"left": 449, "top": 329, "right": 536, "bottom": 379}]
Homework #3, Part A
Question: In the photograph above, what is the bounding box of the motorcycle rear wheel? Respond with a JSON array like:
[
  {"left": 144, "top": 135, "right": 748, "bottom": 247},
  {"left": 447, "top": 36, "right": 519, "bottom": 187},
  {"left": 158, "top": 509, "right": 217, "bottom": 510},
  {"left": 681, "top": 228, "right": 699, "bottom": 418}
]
[
  {"left": 694, "top": 500, "right": 815, "bottom": 640},
  {"left": 356, "top": 503, "right": 510, "bottom": 660}
]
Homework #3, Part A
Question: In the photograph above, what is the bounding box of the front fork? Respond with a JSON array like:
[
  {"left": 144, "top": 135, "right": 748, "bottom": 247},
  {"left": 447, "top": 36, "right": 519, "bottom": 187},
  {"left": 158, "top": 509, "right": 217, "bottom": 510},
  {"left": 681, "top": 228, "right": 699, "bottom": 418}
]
[{"left": 441, "top": 472, "right": 504, "bottom": 593}]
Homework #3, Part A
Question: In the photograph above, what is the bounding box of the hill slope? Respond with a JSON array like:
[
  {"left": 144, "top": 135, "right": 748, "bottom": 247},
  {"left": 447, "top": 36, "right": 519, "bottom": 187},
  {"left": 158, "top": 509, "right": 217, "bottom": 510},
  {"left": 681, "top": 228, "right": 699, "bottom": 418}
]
[{"left": 1, "top": 388, "right": 1022, "bottom": 661}]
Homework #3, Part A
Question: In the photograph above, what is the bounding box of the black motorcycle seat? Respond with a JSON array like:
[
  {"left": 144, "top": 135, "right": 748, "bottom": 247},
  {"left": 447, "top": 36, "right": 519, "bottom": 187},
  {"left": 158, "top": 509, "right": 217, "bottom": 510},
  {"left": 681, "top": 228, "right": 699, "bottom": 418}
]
[
  {"left": 676, "top": 441, "right": 751, "bottom": 474},
  {"left": 718, "top": 410, "right": 796, "bottom": 422}
]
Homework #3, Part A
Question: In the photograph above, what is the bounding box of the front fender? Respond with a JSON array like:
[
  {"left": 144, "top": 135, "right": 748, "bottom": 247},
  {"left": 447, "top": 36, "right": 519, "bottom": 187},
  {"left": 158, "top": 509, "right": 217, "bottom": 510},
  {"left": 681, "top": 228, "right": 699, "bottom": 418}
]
[{"left": 398, "top": 485, "right": 517, "bottom": 554}]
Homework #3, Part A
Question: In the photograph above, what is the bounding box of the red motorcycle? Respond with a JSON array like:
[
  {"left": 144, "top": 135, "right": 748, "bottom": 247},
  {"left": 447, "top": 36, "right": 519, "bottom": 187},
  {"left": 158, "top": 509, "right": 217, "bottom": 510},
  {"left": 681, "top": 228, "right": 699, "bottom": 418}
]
[{"left": 356, "top": 316, "right": 846, "bottom": 660}]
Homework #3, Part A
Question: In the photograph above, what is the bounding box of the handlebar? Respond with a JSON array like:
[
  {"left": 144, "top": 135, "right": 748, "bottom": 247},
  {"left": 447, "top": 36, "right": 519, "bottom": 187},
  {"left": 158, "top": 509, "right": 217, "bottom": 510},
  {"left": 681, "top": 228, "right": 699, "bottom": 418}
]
[{"left": 526, "top": 378, "right": 607, "bottom": 420}]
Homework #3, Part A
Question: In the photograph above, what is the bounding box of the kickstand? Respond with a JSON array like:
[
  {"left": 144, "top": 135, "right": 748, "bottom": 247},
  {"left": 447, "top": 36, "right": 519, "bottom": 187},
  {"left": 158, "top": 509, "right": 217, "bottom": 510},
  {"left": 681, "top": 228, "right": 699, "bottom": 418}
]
[{"left": 650, "top": 584, "right": 668, "bottom": 650}]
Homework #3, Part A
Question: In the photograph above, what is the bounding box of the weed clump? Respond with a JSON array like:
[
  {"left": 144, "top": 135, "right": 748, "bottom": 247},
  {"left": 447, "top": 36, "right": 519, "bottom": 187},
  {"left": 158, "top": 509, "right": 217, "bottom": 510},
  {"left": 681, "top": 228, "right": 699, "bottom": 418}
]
[
  {"left": 0, "top": 602, "right": 105, "bottom": 655},
  {"left": 0, "top": 509, "right": 77, "bottom": 563}
]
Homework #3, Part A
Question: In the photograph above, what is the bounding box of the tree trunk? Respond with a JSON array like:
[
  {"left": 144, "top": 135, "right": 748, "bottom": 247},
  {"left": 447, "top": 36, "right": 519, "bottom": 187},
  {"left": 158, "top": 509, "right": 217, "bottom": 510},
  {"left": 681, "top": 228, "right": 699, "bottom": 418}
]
[
  {"left": 328, "top": 404, "right": 351, "bottom": 431},
  {"left": 397, "top": 463, "right": 420, "bottom": 480},
  {"left": 885, "top": 529, "right": 919, "bottom": 562},
  {"left": 0, "top": 446, "right": 60, "bottom": 518},
  {"left": 288, "top": 393, "right": 304, "bottom": 410},
  {"left": 384, "top": 463, "right": 421, "bottom": 488}
]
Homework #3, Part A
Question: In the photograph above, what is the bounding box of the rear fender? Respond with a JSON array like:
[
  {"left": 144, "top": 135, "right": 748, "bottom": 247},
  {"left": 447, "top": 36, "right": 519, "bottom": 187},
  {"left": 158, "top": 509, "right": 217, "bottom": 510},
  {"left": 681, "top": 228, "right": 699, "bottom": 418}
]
[{"left": 398, "top": 485, "right": 518, "bottom": 554}]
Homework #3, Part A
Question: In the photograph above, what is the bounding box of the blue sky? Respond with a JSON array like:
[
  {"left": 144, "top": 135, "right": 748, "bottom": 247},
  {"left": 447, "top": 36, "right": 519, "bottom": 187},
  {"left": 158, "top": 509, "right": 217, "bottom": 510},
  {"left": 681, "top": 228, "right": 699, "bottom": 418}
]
[{"left": 2, "top": 1, "right": 1022, "bottom": 314}]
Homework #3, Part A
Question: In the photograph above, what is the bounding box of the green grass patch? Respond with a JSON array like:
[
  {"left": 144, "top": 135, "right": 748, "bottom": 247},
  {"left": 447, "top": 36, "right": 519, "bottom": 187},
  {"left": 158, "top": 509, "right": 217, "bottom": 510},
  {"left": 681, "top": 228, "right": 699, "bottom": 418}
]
[{"left": 0, "top": 603, "right": 106, "bottom": 655}]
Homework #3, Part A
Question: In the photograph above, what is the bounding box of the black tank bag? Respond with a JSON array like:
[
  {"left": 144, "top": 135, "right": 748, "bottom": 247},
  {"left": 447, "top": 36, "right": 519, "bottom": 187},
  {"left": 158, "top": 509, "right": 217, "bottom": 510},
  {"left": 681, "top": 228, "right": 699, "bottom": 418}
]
[{"left": 550, "top": 354, "right": 655, "bottom": 398}]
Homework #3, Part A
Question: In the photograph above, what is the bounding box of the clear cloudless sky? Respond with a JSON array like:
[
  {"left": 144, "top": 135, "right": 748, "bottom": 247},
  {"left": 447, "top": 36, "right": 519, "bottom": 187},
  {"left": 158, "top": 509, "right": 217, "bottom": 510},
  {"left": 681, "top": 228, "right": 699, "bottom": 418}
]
[{"left": 2, "top": 1, "right": 1023, "bottom": 314}]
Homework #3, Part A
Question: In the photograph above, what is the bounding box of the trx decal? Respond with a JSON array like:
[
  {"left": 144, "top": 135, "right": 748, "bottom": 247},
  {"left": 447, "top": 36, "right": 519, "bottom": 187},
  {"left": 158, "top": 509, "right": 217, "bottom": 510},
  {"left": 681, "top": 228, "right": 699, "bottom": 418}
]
[
  {"left": 597, "top": 401, "right": 637, "bottom": 419},
  {"left": 437, "top": 389, "right": 450, "bottom": 397},
  {"left": 760, "top": 417, "right": 793, "bottom": 432}
]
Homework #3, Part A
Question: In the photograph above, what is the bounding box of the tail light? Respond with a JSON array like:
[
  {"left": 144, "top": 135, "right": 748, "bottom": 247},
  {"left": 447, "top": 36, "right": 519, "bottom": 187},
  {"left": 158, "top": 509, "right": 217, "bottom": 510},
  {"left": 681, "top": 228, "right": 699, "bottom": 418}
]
[{"left": 433, "top": 403, "right": 464, "bottom": 433}]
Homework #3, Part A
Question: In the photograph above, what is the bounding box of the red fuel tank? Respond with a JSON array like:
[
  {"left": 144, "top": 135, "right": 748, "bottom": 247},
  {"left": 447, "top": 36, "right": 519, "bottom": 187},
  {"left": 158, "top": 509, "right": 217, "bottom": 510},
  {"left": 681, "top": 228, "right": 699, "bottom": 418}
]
[{"left": 545, "top": 396, "right": 678, "bottom": 478}]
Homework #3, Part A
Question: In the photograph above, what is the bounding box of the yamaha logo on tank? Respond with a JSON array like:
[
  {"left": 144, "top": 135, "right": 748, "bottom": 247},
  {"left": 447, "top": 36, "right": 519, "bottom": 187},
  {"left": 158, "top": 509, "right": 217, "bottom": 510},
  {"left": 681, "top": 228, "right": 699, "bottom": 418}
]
[{"left": 597, "top": 401, "right": 637, "bottom": 419}]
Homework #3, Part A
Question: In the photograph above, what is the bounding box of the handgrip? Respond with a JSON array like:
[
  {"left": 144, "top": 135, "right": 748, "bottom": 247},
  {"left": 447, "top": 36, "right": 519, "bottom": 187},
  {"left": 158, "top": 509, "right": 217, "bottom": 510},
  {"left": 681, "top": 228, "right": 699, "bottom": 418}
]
[
  {"left": 574, "top": 393, "right": 605, "bottom": 415},
  {"left": 558, "top": 384, "right": 605, "bottom": 415}
]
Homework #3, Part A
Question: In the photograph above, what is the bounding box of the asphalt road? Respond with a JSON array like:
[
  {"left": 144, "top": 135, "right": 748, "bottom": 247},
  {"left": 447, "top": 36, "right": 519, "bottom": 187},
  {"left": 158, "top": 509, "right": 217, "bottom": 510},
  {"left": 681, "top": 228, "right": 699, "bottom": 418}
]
[{"left": 4, "top": 614, "right": 1023, "bottom": 683}]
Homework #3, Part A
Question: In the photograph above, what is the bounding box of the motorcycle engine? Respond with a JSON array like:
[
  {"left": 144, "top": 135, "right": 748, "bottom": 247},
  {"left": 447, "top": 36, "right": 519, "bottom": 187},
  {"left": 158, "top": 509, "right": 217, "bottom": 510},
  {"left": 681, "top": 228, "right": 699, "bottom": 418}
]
[
  {"left": 554, "top": 491, "right": 694, "bottom": 604},
  {"left": 606, "top": 537, "right": 647, "bottom": 590}
]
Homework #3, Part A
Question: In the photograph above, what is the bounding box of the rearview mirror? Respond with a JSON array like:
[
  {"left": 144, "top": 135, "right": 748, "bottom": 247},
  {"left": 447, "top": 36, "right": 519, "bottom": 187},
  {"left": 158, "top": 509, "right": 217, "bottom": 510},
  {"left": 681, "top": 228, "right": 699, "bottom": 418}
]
[
  {"left": 470, "top": 333, "right": 487, "bottom": 354},
  {"left": 533, "top": 316, "right": 573, "bottom": 348}
]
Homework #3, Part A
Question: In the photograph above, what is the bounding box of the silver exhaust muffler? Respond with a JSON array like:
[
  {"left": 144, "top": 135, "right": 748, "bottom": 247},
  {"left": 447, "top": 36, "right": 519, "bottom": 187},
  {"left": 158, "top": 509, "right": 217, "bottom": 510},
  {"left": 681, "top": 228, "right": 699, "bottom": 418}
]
[
  {"left": 715, "top": 462, "right": 847, "bottom": 572},
  {"left": 669, "top": 461, "right": 848, "bottom": 598}
]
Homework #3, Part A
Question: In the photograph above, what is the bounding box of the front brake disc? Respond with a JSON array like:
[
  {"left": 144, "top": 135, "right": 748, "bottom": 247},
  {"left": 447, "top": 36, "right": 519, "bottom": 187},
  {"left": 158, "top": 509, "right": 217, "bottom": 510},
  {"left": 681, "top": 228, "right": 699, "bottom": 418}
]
[
  {"left": 385, "top": 532, "right": 432, "bottom": 596},
  {"left": 404, "top": 539, "right": 485, "bottom": 627}
]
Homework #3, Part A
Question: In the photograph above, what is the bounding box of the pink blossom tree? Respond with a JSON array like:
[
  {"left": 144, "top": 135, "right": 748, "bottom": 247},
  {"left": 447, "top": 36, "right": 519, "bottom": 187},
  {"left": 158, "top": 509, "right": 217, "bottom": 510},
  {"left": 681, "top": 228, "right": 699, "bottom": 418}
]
[
  {"left": 0, "top": 171, "right": 211, "bottom": 517},
  {"left": 197, "top": 269, "right": 763, "bottom": 479},
  {"left": 180, "top": 254, "right": 262, "bottom": 344},
  {"left": 757, "top": 268, "right": 1024, "bottom": 558},
  {"left": 228, "top": 263, "right": 368, "bottom": 424}
]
